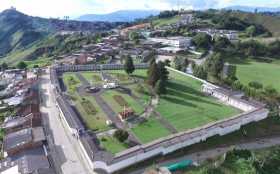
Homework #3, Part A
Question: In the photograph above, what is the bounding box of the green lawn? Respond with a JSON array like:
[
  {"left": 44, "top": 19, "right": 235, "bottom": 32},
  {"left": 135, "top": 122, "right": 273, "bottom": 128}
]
[
  {"left": 230, "top": 59, "right": 280, "bottom": 92},
  {"left": 102, "top": 90, "right": 144, "bottom": 115},
  {"left": 98, "top": 136, "right": 129, "bottom": 154},
  {"left": 156, "top": 70, "right": 240, "bottom": 131},
  {"left": 132, "top": 117, "right": 171, "bottom": 143},
  {"left": 81, "top": 72, "right": 102, "bottom": 85},
  {"left": 152, "top": 16, "right": 182, "bottom": 27},
  {"left": 63, "top": 73, "right": 108, "bottom": 131}
]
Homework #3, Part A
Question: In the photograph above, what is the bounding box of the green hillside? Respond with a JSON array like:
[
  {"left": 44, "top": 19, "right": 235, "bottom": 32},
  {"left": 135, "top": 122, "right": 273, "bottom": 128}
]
[
  {"left": 0, "top": 8, "right": 118, "bottom": 65},
  {"left": 231, "top": 11, "right": 280, "bottom": 37}
]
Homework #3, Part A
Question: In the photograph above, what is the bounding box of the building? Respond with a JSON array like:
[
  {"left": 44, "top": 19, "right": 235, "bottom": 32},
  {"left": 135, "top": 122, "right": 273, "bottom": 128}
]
[
  {"left": 2, "top": 113, "right": 42, "bottom": 134},
  {"left": 149, "top": 37, "right": 192, "bottom": 49},
  {"left": 201, "top": 83, "right": 260, "bottom": 112},
  {"left": 16, "top": 104, "right": 40, "bottom": 118},
  {"left": 4, "top": 127, "right": 46, "bottom": 156},
  {"left": 0, "top": 147, "right": 54, "bottom": 174}
]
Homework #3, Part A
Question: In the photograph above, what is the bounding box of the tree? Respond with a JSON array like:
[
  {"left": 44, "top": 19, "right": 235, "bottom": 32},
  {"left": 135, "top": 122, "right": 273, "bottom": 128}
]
[
  {"left": 114, "top": 129, "right": 129, "bottom": 142},
  {"left": 193, "top": 65, "right": 207, "bottom": 80},
  {"left": 17, "top": 61, "right": 27, "bottom": 69},
  {"left": 1, "top": 62, "right": 8, "bottom": 71},
  {"left": 192, "top": 33, "right": 212, "bottom": 49},
  {"left": 147, "top": 61, "right": 159, "bottom": 87},
  {"left": 246, "top": 25, "right": 257, "bottom": 37},
  {"left": 155, "top": 79, "right": 167, "bottom": 95},
  {"left": 124, "top": 55, "right": 135, "bottom": 75},
  {"left": 204, "top": 53, "right": 224, "bottom": 77},
  {"left": 214, "top": 36, "right": 231, "bottom": 51},
  {"left": 173, "top": 56, "right": 182, "bottom": 70},
  {"left": 157, "top": 61, "right": 169, "bottom": 81}
]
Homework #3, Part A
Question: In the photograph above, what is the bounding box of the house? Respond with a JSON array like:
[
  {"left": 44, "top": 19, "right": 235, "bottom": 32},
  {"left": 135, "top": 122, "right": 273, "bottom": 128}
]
[
  {"left": 4, "top": 127, "right": 45, "bottom": 156},
  {"left": 0, "top": 146, "right": 54, "bottom": 174},
  {"left": 16, "top": 104, "right": 40, "bottom": 118},
  {"left": 118, "top": 108, "right": 135, "bottom": 122},
  {"left": 2, "top": 113, "right": 42, "bottom": 134}
]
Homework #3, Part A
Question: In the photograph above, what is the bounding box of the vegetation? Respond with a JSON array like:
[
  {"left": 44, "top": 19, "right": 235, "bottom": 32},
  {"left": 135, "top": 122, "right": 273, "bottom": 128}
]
[
  {"left": 132, "top": 117, "right": 171, "bottom": 143},
  {"left": 99, "top": 135, "right": 129, "bottom": 154},
  {"left": 186, "top": 147, "right": 280, "bottom": 174},
  {"left": 124, "top": 55, "right": 135, "bottom": 75},
  {"left": 16, "top": 61, "right": 27, "bottom": 69},
  {"left": 114, "top": 129, "right": 129, "bottom": 143},
  {"left": 192, "top": 33, "right": 212, "bottom": 50},
  {"left": 63, "top": 73, "right": 108, "bottom": 131}
]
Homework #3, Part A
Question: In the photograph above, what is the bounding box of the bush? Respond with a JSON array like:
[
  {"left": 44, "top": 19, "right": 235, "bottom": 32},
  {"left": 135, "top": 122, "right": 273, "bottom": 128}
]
[
  {"left": 114, "top": 129, "right": 129, "bottom": 142},
  {"left": 248, "top": 81, "right": 263, "bottom": 90}
]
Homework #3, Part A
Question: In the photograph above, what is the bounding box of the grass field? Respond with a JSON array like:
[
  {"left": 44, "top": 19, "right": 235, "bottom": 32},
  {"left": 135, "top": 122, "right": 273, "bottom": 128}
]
[
  {"left": 102, "top": 90, "right": 144, "bottom": 115},
  {"left": 229, "top": 58, "right": 280, "bottom": 92},
  {"left": 98, "top": 136, "right": 129, "bottom": 154},
  {"left": 156, "top": 70, "right": 240, "bottom": 131},
  {"left": 152, "top": 16, "right": 182, "bottom": 27},
  {"left": 63, "top": 73, "right": 108, "bottom": 131},
  {"left": 132, "top": 117, "right": 171, "bottom": 143},
  {"left": 81, "top": 72, "right": 102, "bottom": 85}
]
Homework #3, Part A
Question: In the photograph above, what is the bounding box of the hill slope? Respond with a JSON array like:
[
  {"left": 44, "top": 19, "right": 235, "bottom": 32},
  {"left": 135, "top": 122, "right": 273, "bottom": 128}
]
[
  {"left": 78, "top": 10, "right": 160, "bottom": 22},
  {"left": 0, "top": 9, "right": 120, "bottom": 64},
  {"left": 230, "top": 11, "right": 280, "bottom": 37}
]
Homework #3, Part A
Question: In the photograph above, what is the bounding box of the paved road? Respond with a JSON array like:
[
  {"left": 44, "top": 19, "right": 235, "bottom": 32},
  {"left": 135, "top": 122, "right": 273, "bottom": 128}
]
[
  {"left": 128, "top": 136, "right": 280, "bottom": 174},
  {"left": 40, "top": 69, "right": 94, "bottom": 174}
]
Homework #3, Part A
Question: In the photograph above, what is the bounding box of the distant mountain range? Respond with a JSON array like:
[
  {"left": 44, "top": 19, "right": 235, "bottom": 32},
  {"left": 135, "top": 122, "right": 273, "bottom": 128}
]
[
  {"left": 225, "top": 5, "right": 280, "bottom": 13},
  {"left": 77, "top": 10, "right": 160, "bottom": 22}
]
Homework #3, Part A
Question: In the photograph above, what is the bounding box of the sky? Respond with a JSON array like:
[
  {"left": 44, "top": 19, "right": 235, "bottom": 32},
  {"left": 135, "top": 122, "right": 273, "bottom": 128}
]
[{"left": 0, "top": 0, "right": 280, "bottom": 18}]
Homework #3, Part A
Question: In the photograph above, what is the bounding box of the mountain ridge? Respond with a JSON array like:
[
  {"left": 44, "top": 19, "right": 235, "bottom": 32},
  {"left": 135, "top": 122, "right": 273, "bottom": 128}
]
[
  {"left": 225, "top": 5, "right": 280, "bottom": 13},
  {"left": 78, "top": 10, "right": 160, "bottom": 22}
]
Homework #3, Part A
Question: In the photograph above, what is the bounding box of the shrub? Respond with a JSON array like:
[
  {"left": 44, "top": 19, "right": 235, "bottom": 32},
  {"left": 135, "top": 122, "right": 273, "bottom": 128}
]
[{"left": 114, "top": 129, "right": 129, "bottom": 142}]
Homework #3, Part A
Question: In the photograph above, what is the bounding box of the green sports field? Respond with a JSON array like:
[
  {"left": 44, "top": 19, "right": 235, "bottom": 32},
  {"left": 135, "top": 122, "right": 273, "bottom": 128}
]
[{"left": 231, "top": 59, "right": 280, "bottom": 92}]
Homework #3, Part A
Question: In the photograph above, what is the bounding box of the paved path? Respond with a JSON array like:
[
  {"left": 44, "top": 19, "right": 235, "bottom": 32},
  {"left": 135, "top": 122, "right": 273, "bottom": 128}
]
[
  {"left": 40, "top": 69, "right": 94, "bottom": 174},
  {"left": 128, "top": 136, "right": 280, "bottom": 174}
]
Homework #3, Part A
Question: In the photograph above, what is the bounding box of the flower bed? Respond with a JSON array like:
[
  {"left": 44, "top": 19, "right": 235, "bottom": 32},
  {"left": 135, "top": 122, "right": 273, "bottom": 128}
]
[
  {"left": 81, "top": 98, "right": 98, "bottom": 115},
  {"left": 113, "top": 95, "right": 128, "bottom": 107}
]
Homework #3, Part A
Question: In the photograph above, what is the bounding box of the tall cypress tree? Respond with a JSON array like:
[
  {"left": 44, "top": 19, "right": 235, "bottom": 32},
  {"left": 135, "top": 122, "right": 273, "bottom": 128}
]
[
  {"left": 147, "top": 61, "right": 159, "bottom": 87},
  {"left": 124, "top": 55, "right": 135, "bottom": 75}
]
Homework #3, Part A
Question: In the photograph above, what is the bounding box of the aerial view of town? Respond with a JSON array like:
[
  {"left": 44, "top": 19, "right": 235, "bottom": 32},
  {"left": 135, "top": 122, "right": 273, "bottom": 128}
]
[{"left": 0, "top": 0, "right": 279, "bottom": 174}]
